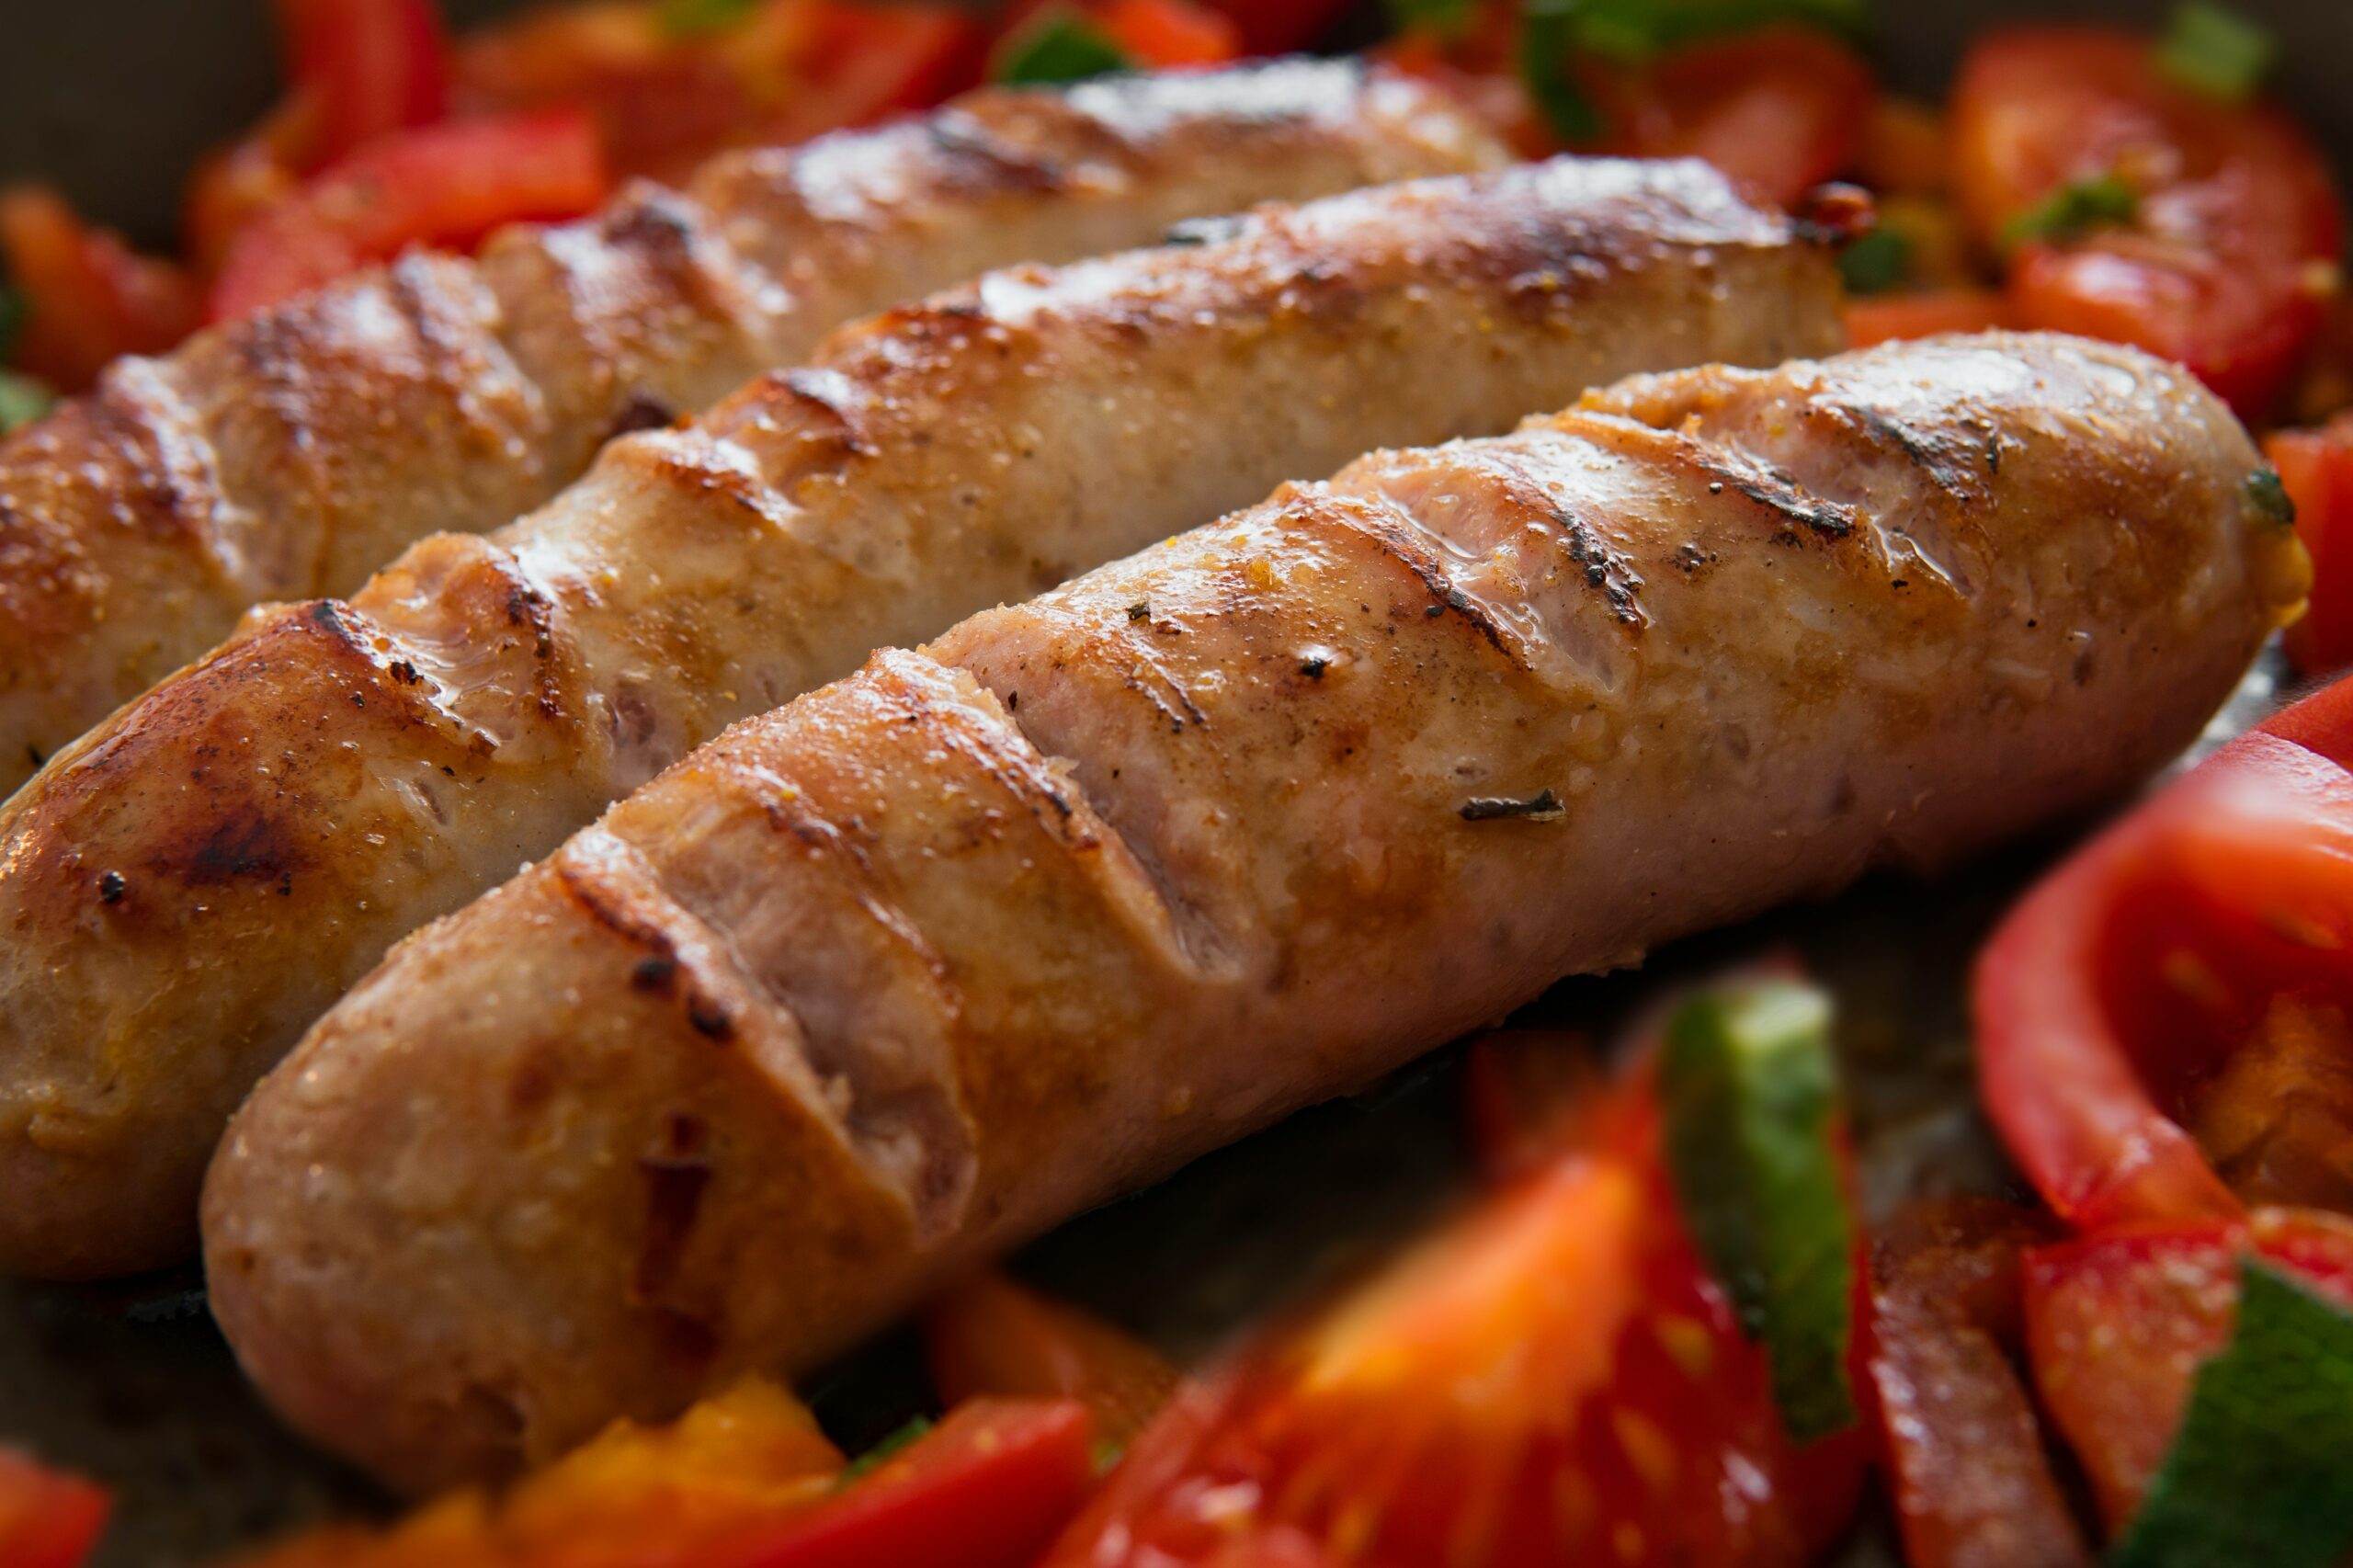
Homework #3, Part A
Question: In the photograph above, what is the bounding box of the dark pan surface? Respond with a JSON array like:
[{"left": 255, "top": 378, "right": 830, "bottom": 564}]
[{"left": 0, "top": 4, "right": 2336, "bottom": 1562}]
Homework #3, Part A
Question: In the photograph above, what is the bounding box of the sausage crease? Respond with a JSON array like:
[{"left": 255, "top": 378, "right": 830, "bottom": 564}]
[
  {"left": 0, "top": 158, "right": 1842, "bottom": 1278},
  {"left": 0, "top": 60, "right": 1498, "bottom": 796},
  {"left": 203, "top": 333, "right": 2309, "bottom": 1492}
]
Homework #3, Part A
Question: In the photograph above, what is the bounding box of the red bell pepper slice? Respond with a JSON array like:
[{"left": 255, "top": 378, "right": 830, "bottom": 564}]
[
  {"left": 208, "top": 108, "right": 609, "bottom": 324},
  {"left": 2268, "top": 415, "right": 2353, "bottom": 676},
  {"left": 0, "top": 1449, "right": 110, "bottom": 1568},
  {"left": 714, "top": 1398, "right": 1097, "bottom": 1568},
  {"left": 925, "top": 1270, "right": 1182, "bottom": 1449},
  {"left": 278, "top": 0, "right": 453, "bottom": 169},
  {"left": 0, "top": 186, "right": 201, "bottom": 392},
  {"left": 1975, "top": 676, "right": 2353, "bottom": 1233},
  {"left": 1842, "top": 289, "right": 2018, "bottom": 351}
]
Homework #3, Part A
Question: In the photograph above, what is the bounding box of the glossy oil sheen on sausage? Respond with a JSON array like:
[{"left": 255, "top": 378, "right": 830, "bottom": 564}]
[
  {"left": 202, "top": 333, "right": 2310, "bottom": 1493},
  {"left": 0, "top": 60, "right": 1499, "bottom": 797},
  {"left": 0, "top": 157, "right": 1844, "bottom": 1279}
]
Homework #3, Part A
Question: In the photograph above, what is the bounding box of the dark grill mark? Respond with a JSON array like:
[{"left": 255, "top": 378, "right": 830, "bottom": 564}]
[
  {"left": 1692, "top": 448, "right": 1856, "bottom": 540},
  {"left": 97, "top": 870, "right": 126, "bottom": 904},
  {"left": 1461, "top": 789, "right": 1566, "bottom": 823},
  {"left": 632, "top": 1113, "right": 712, "bottom": 1300},
  {"left": 608, "top": 392, "right": 678, "bottom": 441},
  {"left": 1557, "top": 511, "right": 1647, "bottom": 628}
]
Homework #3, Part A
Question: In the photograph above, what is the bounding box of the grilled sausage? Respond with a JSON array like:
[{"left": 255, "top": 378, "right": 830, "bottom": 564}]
[
  {"left": 0, "top": 158, "right": 1844, "bottom": 1280},
  {"left": 202, "top": 333, "right": 2310, "bottom": 1492},
  {"left": 0, "top": 60, "right": 1499, "bottom": 798}
]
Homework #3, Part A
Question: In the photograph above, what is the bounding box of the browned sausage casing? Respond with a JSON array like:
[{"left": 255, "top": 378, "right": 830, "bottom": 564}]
[
  {"left": 0, "top": 158, "right": 1843, "bottom": 1279},
  {"left": 202, "top": 333, "right": 2309, "bottom": 1493},
  {"left": 0, "top": 61, "right": 1498, "bottom": 798}
]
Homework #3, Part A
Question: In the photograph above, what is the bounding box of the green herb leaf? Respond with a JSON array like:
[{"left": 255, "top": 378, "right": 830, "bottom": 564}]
[
  {"left": 1562, "top": 0, "right": 1870, "bottom": 62},
  {"left": 2111, "top": 1260, "right": 2353, "bottom": 1568},
  {"left": 997, "top": 9, "right": 1134, "bottom": 85},
  {"left": 1662, "top": 979, "right": 1859, "bottom": 1444},
  {"left": 2246, "top": 466, "right": 2298, "bottom": 528},
  {"left": 0, "top": 371, "right": 54, "bottom": 434},
  {"left": 1836, "top": 227, "right": 1912, "bottom": 296},
  {"left": 0, "top": 285, "right": 26, "bottom": 365},
  {"left": 2002, "top": 172, "right": 2139, "bottom": 250},
  {"left": 2154, "top": 1, "right": 2275, "bottom": 103},
  {"left": 836, "top": 1415, "right": 933, "bottom": 1487},
  {"left": 1518, "top": 0, "right": 1604, "bottom": 143},
  {"left": 656, "top": 0, "right": 757, "bottom": 40}
]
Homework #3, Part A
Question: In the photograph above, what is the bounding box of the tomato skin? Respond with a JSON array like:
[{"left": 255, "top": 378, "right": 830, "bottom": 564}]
[
  {"left": 2269, "top": 416, "right": 2353, "bottom": 676},
  {"left": 925, "top": 1270, "right": 1183, "bottom": 1448},
  {"left": 1973, "top": 677, "right": 2353, "bottom": 1233},
  {"left": 278, "top": 0, "right": 453, "bottom": 168},
  {"left": 1867, "top": 1199, "right": 2090, "bottom": 1568},
  {"left": 208, "top": 109, "right": 609, "bottom": 324},
  {"left": 1045, "top": 1074, "right": 1866, "bottom": 1568},
  {"left": 1587, "top": 27, "right": 1876, "bottom": 210},
  {"left": 0, "top": 1450, "right": 109, "bottom": 1568},
  {"left": 1842, "top": 289, "right": 2015, "bottom": 350},
  {"left": 1196, "top": 0, "right": 1349, "bottom": 55},
  {"left": 1949, "top": 26, "right": 2345, "bottom": 421},
  {"left": 2023, "top": 1209, "right": 2353, "bottom": 1532},
  {"left": 0, "top": 187, "right": 201, "bottom": 392},
  {"left": 721, "top": 1399, "right": 1097, "bottom": 1568},
  {"left": 1095, "top": 0, "right": 1242, "bottom": 69}
]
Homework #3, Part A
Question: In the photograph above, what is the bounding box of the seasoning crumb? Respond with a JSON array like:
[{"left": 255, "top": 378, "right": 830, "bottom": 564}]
[
  {"left": 1300, "top": 654, "right": 1329, "bottom": 679},
  {"left": 1461, "top": 789, "right": 1566, "bottom": 823},
  {"left": 1126, "top": 600, "right": 1151, "bottom": 621},
  {"left": 97, "top": 870, "right": 126, "bottom": 904}
]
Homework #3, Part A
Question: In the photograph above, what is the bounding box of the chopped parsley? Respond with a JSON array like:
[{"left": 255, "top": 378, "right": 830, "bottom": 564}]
[
  {"left": 1460, "top": 788, "right": 1566, "bottom": 822},
  {"left": 2002, "top": 172, "right": 2140, "bottom": 250},
  {"left": 2246, "top": 466, "right": 2298, "bottom": 528},
  {"left": 2110, "top": 1259, "right": 2353, "bottom": 1568},
  {"left": 1836, "top": 227, "right": 1913, "bottom": 296},
  {"left": 1382, "top": 0, "right": 1477, "bottom": 36},
  {"left": 997, "top": 9, "right": 1133, "bottom": 85},
  {"left": 2154, "top": 1, "right": 2275, "bottom": 104}
]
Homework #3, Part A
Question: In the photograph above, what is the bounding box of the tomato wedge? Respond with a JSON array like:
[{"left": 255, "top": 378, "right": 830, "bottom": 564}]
[
  {"left": 1949, "top": 26, "right": 2344, "bottom": 420},
  {"left": 208, "top": 108, "right": 608, "bottom": 324},
  {"left": 0, "top": 187, "right": 201, "bottom": 392},
  {"left": 1866, "top": 1199, "right": 2092, "bottom": 1568},
  {"left": 717, "top": 1399, "right": 1097, "bottom": 1568},
  {"left": 1972, "top": 673, "right": 2353, "bottom": 1233},
  {"left": 2023, "top": 1209, "right": 2353, "bottom": 1531},
  {"left": 0, "top": 1449, "right": 110, "bottom": 1568},
  {"left": 1586, "top": 26, "right": 1876, "bottom": 210},
  {"left": 926, "top": 1270, "right": 1183, "bottom": 1448},
  {"left": 278, "top": 0, "right": 452, "bottom": 169},
  {"left": 1042, "top": 1070, "right": 1865, "bottom": 1568},
  {"left": 2268, "top": 415, "right": 2353, "bottom": 676}
]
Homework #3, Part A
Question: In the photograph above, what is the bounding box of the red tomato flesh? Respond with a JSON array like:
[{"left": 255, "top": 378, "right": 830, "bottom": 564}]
[
  {"left": 0, "top": 1449, "right": 110, "bottom": 1568},
  {"left": 1842, "top": 289, "right": 2017, "bottom": 350},
  {"left": 208, "top": 108, "right": 608, "bottom": 324},
  {"left": 2023, "top": 1208, "right": 2353, "bottom": 1530},
  {"left": 1949, "top": 27, "right": 2344, "bottom": 420},
  {"left": 925, "top": 1270, "right": 1183, "bottom": 1448},
  {"left": 2270, "top": 415, "right": 2353, "bottom": 676},
  {"left": 278, "top": 0, "right": 452, "bottom": 169}
]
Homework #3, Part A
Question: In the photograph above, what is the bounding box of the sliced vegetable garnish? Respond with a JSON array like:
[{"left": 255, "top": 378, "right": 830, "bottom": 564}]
[
  {"left": 837, "top": 1415, "right": 934, "bottom": 1486},
  {"left": 1837, "top": 226, "right": 1912, "bottom": 296},
  {"left": 0, "top": 371, "right": 51, "bottom": 433},
  {"left": 2154, "top": 0, "right": 2275, "bottom": 104},
  {"left": 1557, "top": 0, "right": 1870, "bottom": 62},
  {"left": 1662, "top": 980, "right": 1859, "bottom": 1442},
  {"left": 657, "top": 0, "right": 760, "bottom": 38},
  {"left": 1517, "top": 0, "right": 1602, "bottom": 142},
  {"left": 0, "top": 1449, "right": 110, "bottom": 1568},
  {"left": 2002, "top": 172, "right": 2139, "bottom": 250},
  {"left": 2109, "top": 1259, "right": 2353, "bottom": 1568},
  {"left": 997, "top": 9, "right": 1134, "bottom": 85},
  {"left": 1382, "top": 0, "right": 1474, "bottom": 37}
]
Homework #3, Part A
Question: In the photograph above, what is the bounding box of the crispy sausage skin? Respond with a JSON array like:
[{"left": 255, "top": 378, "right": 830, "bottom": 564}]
[
  {"left": 0, "top": 159, "right": 1843, "bottom": 1279},
  {"left": 0, "top": 62, "right": 1499, "bottom": 798},
  {"left": 203, "top": 334, "right": 2308, "bottom": 1491}
]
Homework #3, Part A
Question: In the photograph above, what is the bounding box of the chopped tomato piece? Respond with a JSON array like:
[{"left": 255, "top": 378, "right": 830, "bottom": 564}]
[
  {"left": 1093, "top": 0, "right": 1241, "bottom": 68},
  {"left": 720, "top": 1398, "right": 1097, "bottom": 1568},
  {"left": 1972, "top": 672, "right": 2353, "bottom": 1233},
  {"left": 1856, "top": 96, "right": 1949, "bottom": 198},
  {"left": 2023, "top": 1209, "right": 2353, "bottom": 1530},
  {"left": 761, "top": 4, "right": 983, "bottom": 144},
  {"left": 0, "top": 187, "right": 201, "bottom": 392},
  {"left": 2181, "top": 995, "right": 2353, "bottom": 1210},
  {"left": 1044, "top": 1072, "right": 1866, "bottom": 1567},
  {"left": 0, "top": 1450, "right": 109, "bottom": 1568},
  {"left": 184, "top": 105, "right": 313, "bottom": 278},
  {"left": 1866, "top": 1198, "right": 2092, "bottom": 1568},
  {"left": 925, "top": 1270, "right": 1183, "bottom": 1448},
  {"left": 208, "top": 108, "right": 608, "bottom": 324},
  {"left": 278, "top": 0, "right": 453, "bottom": 169},
  {"left": 1843, "top": 289, "right": 2016, "bottom": 350},
  {"left": 1949, "top": 26, "right": 2344, "bottom": 419},
  {"left": 1586, "top": 27, "right": 1876, "bottom": 210},
  {"left": 2268, "top": 415, "right": 2353, "bottom": 675}
]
